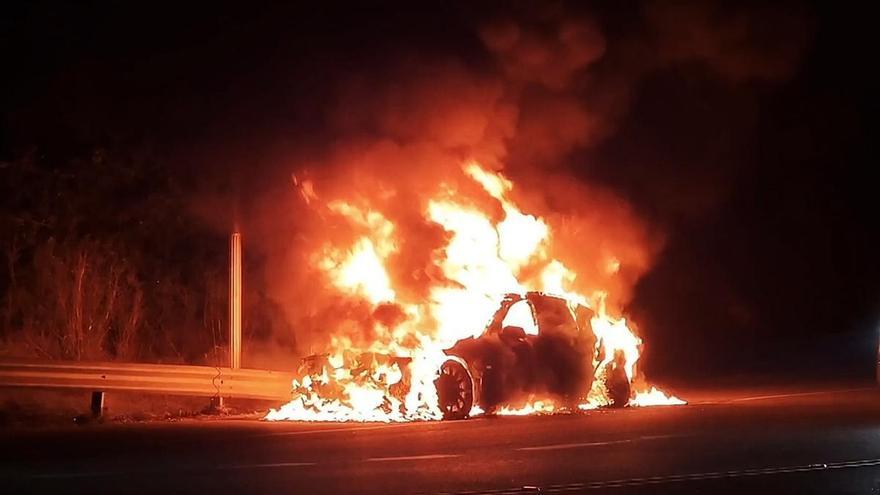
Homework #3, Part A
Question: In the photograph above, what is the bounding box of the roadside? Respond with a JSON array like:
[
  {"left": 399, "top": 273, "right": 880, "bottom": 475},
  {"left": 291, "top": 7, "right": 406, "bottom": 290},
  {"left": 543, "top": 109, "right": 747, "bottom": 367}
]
[{"left": 0, "top": 388, "right": 275, "bottom": 430}]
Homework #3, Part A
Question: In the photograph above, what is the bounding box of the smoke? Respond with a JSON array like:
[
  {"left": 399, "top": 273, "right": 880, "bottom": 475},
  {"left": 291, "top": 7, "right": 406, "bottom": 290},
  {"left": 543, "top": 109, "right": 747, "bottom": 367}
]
[
  {"left": 479, "top": 15, "right": 606, "bottom": 91},
  {"left": 643, "top": 1, "right": 811, "bottom": 83},
  {"left": 233, "top": 1, "right": 811, "bottom": 357}
]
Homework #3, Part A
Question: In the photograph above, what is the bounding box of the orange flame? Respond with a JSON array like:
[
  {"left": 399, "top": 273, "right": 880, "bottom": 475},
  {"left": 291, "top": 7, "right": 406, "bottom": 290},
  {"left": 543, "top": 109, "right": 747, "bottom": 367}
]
[{"left": 267, "top": 161, "right": 683, "bottom": 422}]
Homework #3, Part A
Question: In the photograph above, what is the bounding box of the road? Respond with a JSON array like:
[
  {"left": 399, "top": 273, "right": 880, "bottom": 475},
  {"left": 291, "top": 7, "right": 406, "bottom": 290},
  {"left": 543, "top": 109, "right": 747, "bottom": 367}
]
[{"left": 3, "top": 384, "right": 880, "bottom": 494}]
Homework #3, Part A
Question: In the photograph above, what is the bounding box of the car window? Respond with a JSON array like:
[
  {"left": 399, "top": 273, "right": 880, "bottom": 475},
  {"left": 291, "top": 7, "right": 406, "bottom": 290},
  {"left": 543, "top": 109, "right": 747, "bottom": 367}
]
[{"left": 501, "top": 299, "right": 539, "bottom": 335}]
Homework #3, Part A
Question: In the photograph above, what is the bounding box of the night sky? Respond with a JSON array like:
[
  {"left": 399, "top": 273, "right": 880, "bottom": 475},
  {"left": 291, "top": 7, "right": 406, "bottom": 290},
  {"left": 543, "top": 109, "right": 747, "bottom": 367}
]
[{"left": 2, "top": 1, "right": 876, "bottom": 383}]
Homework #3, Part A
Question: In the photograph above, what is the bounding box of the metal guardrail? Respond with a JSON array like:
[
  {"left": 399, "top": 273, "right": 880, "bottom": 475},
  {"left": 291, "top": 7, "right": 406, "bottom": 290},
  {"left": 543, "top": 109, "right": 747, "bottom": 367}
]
[{"left": 0, "top": 358, "right": 295, "bottom": 401}]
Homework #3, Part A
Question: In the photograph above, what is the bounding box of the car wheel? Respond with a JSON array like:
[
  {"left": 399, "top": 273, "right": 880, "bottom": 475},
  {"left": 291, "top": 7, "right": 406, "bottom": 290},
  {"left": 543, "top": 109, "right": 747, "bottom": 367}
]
[{"left": 435, "top": 358, "right": 474, "bottom": 420}]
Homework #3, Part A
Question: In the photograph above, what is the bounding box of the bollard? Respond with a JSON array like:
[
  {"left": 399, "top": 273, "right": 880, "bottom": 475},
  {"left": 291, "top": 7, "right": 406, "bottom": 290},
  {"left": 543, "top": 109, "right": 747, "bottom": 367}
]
[
  {"left": 209, "top": 395, "right": 225, "bottom": 412},
  {"left": 90, "top": 391, "right": 105, "bottom": 418}
]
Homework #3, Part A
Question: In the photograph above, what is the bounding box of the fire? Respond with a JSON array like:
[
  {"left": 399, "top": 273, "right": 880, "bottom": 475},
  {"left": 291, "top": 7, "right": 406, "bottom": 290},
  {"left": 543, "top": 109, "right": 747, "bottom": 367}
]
[
  {"left": 631, "top": 387, "right": 687, "bottom": 407},
  {"left": 318, "top": 201, "right": 397, "bottom": 304},
  {"left": 267, "top": 161, "right": 683, "bottom": 422},
  {"left": 470, "top": 400, "right": 556, "bottom": 417}
]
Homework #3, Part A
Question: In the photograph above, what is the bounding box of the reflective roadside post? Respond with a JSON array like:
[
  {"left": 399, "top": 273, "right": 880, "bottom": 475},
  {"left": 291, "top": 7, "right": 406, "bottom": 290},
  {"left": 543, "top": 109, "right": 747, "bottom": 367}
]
[{"left": 230, "top": 231, "right": 242, "bottom": 370}]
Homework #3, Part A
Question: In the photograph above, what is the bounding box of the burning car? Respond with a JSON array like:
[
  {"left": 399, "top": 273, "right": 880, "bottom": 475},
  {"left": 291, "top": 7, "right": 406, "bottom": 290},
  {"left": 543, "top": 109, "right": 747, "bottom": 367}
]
[
  {"left": 434, "top": 291, "right": 632, "bottom": 420},
  {"left": 270, "top": 291, "right": 636, "bottom": 423},
  {"left": 265, "top": 163, "right": 683, "bottom": 424}
]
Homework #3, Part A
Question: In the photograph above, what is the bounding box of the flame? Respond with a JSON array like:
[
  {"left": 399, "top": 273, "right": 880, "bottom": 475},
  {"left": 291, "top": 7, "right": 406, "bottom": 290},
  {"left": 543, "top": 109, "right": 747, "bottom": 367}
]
[
  {"left": 317, "top": 201, "right": 397, "bottom": 304},
  {"left": 470, "top": 400, "right": 556, "bottom": 417},
  {"left": 267, "top": 161, "right": 683, "bottom": 422},
  {"left": 630, "top": 387, "right": 687, "bottom": 407}
]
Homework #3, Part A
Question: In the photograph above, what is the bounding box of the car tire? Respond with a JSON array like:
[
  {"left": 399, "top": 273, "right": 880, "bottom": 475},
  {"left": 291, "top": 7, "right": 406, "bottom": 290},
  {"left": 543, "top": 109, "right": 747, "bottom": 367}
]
[{"left": 435, "top": 358, "right": 474, "bottom": 420}]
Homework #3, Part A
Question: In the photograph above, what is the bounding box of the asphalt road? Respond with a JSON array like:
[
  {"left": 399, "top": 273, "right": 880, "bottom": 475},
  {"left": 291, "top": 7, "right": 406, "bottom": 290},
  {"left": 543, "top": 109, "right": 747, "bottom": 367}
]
[{"left": 3, "top": 384, "right": 880, "bottom": 494}]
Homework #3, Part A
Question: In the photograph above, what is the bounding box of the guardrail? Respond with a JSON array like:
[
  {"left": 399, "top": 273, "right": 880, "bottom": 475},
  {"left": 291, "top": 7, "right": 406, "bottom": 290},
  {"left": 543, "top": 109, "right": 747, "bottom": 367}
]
[{"left": 0, "top": 358, "right": 295, "bottom": 402}]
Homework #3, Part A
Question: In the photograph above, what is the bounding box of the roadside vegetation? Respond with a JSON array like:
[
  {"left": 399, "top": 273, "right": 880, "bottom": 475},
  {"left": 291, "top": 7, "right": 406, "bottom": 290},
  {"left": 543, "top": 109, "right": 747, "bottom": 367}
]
[{"left": 0, "top": 147, "right": 291, "bottom": 364}]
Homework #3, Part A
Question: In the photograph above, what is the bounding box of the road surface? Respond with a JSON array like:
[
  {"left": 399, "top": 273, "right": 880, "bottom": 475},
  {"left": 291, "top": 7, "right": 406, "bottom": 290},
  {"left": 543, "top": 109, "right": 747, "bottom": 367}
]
[{"left": 3, "top": 384, "right": 880, "bottom": 494}]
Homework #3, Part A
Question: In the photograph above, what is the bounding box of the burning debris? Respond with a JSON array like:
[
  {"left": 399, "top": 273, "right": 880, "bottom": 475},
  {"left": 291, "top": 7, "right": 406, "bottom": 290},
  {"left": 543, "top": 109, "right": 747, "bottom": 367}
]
[{"left": 266, "top": 163, "right": 682, "bottom": 422}]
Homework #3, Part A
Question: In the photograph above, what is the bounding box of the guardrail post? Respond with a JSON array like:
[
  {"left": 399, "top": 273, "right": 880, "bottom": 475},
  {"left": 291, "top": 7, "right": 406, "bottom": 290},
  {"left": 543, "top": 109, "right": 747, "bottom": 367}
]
[
  {"left": 230, "top": 231, "right": 242, "bottom": 370},
  {"left": 90, "top": 391, "right": 105, "bottom": 418}
]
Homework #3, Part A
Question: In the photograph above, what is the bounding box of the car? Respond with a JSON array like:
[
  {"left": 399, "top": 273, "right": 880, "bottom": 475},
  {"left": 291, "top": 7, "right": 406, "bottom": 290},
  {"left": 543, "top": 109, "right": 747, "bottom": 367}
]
[{"left": 434, "top": 291, "right": 631, "bottom": 420}]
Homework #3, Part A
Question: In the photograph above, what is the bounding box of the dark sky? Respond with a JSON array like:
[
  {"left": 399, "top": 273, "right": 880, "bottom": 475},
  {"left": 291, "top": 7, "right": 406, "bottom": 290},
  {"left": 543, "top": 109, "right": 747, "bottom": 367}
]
[{"left": 2, "top": 1, "right": 877, "bottom": 382}]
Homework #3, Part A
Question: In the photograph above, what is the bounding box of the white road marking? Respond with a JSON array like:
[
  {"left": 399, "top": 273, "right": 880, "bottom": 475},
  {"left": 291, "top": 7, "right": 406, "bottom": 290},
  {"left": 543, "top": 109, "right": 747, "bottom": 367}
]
[
  {"left": 365, "top": 454, "right": 460, "bottom": 462},
  {"left": 554, "top": 458, "right": 880, "bottom": 491},
  {"left": 515, "top": 433, "right": 681, "bottom": 452},
  {"left": 424, "top": 458, "right": 880, "bottom": 494},
  {"left": 728, "top": 387, "right": 874, "bottom": 403},
  {"left": 256, "top": 421, "right": 430, "bottom": 437},
  {"left": 636, "top": 433, "right": 685, "bottom": 441},
  {"left": 516, "top": 439, "right": 632, "bottom": 451}
]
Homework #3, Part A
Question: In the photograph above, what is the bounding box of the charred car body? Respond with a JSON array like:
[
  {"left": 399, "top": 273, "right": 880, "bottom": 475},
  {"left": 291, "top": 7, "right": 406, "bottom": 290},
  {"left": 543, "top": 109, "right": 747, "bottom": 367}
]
[
  {"left": 434, "top": 292, "right": 631, "bottom": 420},
  {"left": 286, "top": 292, "right": 632, "bottom": 421}
]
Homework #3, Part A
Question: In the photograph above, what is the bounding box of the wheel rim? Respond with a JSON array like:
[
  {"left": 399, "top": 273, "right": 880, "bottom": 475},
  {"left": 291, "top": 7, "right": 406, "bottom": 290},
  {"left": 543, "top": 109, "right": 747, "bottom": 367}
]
[{"left": 435, "top": 359, "right": 473, "bottom": 419}]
